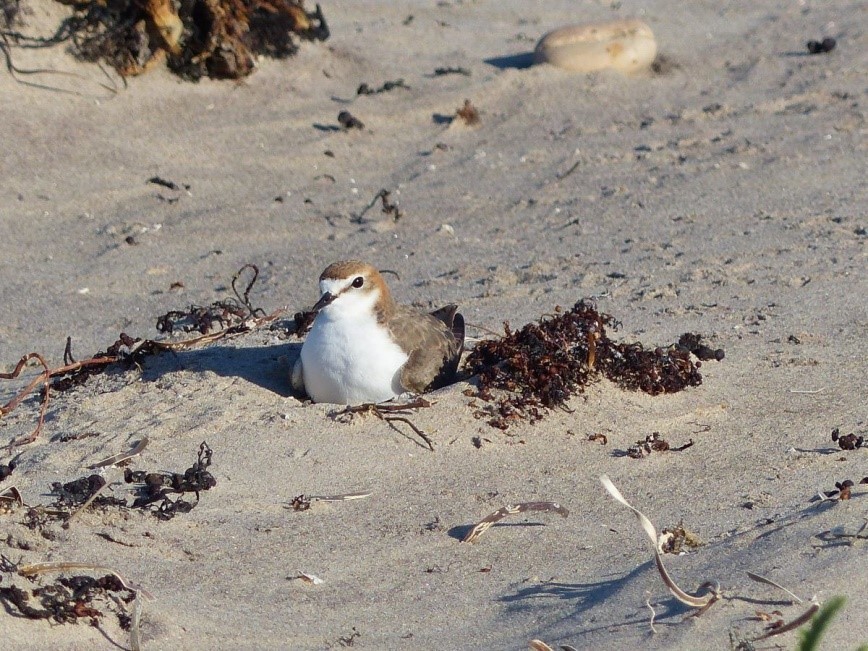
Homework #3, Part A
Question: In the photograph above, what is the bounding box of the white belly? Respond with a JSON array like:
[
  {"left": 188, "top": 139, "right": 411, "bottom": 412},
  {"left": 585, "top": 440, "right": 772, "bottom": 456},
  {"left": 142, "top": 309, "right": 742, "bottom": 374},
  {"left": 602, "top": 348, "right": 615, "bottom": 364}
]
[{"left": 300, "top": 311, "right": 409, "bottom": 405}]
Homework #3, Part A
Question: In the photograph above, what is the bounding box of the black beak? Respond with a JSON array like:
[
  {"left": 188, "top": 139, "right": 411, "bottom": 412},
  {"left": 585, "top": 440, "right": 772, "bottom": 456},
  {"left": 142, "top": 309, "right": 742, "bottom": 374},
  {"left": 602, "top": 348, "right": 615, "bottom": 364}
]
[{"left": 311, "top": 291, "right": 337, "bottom": 313}]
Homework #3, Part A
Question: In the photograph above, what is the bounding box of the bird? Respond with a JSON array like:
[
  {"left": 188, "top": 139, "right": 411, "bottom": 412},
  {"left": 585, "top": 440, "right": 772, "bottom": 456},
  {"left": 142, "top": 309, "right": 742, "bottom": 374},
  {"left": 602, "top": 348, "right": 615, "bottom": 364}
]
[{"left": 291, "top": 260, "right": 464, "bottom": 405}]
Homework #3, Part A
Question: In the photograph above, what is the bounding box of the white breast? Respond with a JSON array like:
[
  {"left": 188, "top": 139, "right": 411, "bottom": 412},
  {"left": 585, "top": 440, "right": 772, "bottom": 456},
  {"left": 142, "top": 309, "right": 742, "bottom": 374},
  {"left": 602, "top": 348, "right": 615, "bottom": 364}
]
[{"left": 300, "top": 308, "right": 409, "bottom": 405}]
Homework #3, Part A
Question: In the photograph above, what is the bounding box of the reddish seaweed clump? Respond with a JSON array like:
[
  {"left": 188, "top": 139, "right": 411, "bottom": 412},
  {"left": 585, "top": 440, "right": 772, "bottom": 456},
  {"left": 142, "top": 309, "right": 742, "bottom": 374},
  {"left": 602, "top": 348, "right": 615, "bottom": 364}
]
[{"left": 465, "top": 300, "right": 723, "bottom": 429}]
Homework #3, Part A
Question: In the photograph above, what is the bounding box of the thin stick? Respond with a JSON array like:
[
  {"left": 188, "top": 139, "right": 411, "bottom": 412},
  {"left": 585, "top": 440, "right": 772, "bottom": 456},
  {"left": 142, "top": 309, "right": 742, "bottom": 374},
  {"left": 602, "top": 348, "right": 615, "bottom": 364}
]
[
  {"left": 556, "top": 161, "right": 581, "bottom": 181},
  {"left": 130, "top": 591, "right": 143, "bottom": 651},
  {"left": 746, "top": 571, "right": 804, "bottom": 604},
  {"left": 62, "top": 481, "right": 110, "bottom": 529},
  {"left": 464, "top": 321, "right": 504, "bottom": 338},
  {"left": 89, "top": 437, "right": 149, "bottom": 469},
  {"left": 308, "top": 491, "right": 373, "bottom": 502},
  {"left": 352, "top": 189, "right": 388, "bottom": 223},
  {"left": 383, "top": 415, "right": 434, "bottom": 451}
]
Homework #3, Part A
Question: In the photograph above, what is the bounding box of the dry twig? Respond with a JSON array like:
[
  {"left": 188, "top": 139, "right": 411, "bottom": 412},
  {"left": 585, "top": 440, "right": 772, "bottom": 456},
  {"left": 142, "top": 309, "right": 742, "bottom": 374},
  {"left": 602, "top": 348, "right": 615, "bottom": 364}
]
[
  {"left": 746, "top": 571, "right": 804, "bottom": 604},
  {"left": 62, "top": 480, "right": 110, "bottom": 529},
  {"left": 88, "top": 437, "right": 149, "bottom": 469},
  {"left": 1, "top": 265, "right": 286, "bottom": 448},
  {"left": 462, "top": 501, "right": 569, "bottom": 544},
  {"left": 337, "top": 398, "right": 434, "bottom": 450}
]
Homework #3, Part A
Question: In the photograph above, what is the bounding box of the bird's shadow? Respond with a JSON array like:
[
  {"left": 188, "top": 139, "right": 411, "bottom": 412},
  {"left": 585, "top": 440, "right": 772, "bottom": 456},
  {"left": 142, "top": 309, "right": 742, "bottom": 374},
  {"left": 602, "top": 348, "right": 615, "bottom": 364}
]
[{"left": 139, "top": 342, "right": 302, "bottom": 398}]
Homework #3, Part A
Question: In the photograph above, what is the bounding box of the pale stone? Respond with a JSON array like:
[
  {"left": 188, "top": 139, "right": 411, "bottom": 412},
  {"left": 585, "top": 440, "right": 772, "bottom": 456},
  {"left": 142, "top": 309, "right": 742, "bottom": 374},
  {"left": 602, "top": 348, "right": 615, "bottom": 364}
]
[{"left": 534, "top": 19, "right": 657, "bottom": 74}]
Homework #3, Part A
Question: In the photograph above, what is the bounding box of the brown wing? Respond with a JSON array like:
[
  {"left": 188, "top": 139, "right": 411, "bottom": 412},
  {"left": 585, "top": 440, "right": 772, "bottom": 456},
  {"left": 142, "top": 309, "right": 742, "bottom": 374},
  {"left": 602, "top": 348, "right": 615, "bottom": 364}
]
[{"left": 391, "top": 304, "right": 464, "bottom": 393}]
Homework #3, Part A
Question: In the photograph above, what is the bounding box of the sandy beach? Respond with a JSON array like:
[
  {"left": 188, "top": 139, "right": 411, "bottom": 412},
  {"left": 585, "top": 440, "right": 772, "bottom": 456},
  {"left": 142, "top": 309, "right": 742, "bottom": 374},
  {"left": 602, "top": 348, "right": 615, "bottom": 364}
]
[{"left": 1, "top": 1, "right": 866, "bottom": 649}]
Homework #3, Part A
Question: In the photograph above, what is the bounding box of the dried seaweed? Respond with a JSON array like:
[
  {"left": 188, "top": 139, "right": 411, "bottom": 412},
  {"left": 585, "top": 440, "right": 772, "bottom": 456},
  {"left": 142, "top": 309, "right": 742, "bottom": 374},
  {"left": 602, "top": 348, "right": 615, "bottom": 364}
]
[
  {"left": 337, "top": 110, "right": 364, "bottom": 130},
  {"left": 625, "top": 432, "right": 694, "bottom": 458},
  {"left": 0, "top": 568, "right": 136, "bottom": 627},
  {"left": 806, "top": 37, "right": 836, "bottom": 55},
  {"left": 0, "top": 455, "right": 17, "bottom": 480},
  {"left": 465, "top": 300, "right": 723, "bottom": 429},
  {"left": 831, "top": 428, "right": 863, "bottom": 451},
  {"left": 156, "top": 263, "right": 265, "bottom": 334},
  {"left": 814, "top": 479, "right": 863, "bottom": 503},
  {"left": 659, "top": 522, "right": 703, "bottom": 554},
  {"left": 356, "top": 79, "right": 408, "bottom": 95},
  {"left": 123, "top": 441, "right": 216, "bottom": 519},
  {"left": 455, "top": 98, "right": 479, "bottom": 125},
  {"left": 58, "top": 0, "right": 329, "bottom": 79},
  {"left": 49, "top": 473, "right": 104, "bottom": 504},
  {"left": 351, "top": 188, "right": 403, "bottom": 223}
]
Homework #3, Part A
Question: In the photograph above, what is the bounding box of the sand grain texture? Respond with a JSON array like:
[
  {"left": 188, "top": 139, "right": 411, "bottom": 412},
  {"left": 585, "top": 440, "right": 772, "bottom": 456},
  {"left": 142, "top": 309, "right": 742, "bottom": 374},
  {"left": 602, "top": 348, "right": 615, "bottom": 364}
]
[{"left": 1, "top": 1, "right": 866, "bottom": 649}]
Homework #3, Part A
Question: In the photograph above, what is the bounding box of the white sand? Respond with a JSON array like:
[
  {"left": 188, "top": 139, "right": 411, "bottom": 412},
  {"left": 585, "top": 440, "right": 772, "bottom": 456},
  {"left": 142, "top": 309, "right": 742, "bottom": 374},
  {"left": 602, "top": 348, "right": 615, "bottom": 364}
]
[{"left": 1, "top": 1, "right": 866, "bottom": 649}]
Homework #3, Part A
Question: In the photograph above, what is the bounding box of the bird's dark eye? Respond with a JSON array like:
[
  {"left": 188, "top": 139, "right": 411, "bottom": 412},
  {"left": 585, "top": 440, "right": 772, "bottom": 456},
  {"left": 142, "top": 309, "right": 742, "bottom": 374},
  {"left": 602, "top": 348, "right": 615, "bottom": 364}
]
[{"left": 352, "top": 276, "right": 364, "bottom": 288}]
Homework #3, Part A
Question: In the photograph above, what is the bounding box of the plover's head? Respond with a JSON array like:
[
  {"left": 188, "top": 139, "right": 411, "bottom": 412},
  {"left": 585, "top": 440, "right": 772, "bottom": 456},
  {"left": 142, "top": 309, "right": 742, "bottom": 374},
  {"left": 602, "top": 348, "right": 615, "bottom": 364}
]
[{"left": 312, "top": 260, "right": 395, "bottom": 321}]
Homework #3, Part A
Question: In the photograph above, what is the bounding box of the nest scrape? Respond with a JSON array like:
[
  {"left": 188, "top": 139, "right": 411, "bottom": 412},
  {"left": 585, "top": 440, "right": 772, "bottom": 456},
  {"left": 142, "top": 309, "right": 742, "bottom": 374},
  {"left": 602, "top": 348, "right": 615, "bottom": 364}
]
[
  {"left": 465, "top": 300, "right": 724, "bottom": 429},
  {"left": 59, "top": 0, "right": 329, "bottom": 79}
]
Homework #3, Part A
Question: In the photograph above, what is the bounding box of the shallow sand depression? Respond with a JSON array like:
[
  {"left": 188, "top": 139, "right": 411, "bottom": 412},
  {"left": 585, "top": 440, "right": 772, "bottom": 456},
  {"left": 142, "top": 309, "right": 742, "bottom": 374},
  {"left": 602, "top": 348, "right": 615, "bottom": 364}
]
[{"left": 0, "top": 1, "right": 866, "bottom": 649}]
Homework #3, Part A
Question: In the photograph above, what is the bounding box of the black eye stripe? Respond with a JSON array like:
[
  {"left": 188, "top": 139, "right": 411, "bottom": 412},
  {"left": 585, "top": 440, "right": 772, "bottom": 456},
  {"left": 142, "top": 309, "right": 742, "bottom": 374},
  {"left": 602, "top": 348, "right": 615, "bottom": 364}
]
[{"left": 351, "top": 276, "right": 364, "bottom": 288}]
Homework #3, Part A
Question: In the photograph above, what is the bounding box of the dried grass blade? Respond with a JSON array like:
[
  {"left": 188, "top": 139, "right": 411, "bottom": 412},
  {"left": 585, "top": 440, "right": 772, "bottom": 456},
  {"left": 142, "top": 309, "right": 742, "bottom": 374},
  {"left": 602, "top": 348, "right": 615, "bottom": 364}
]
[
  {"left": 62, "top": 481, "right": 109, "bottom": 529},
  {"left": 0, "top": 485, "right": 23, "bottom": 506},
  {"left": 600, "top": 475, "right": 718, "bottom": 610},
  {"left": 746, "top": 571, "right": 804, "bottom": 604},
  {"left": 296, "top": 571, "right": 324, "bottom": 585},
  {"left": 310, "top": 491, "right": 373, "bottom": 502},
  {"left": 529, "top": 641, "right": 555, "bottom": 651},
  {"left": 88, "top": 437, "right": 149, "bottom": 469},
  {"left": 462, "top": 501, "right": 569, "bottom": 543}
]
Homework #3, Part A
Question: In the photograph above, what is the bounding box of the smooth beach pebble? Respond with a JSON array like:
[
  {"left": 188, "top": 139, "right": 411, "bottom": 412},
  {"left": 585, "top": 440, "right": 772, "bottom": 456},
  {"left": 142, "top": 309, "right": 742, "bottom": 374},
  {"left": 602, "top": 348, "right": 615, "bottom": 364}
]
[{"left": 534, "top": 19, "right": 657, "bottom": 74}]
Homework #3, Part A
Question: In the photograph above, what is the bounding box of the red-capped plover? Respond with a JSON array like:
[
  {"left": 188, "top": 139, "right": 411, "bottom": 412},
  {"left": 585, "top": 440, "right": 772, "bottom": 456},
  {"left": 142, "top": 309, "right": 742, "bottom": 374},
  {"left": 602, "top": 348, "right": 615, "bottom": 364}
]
[{"left": 291, "top": 260, "right": 464, "bottom": 405}]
